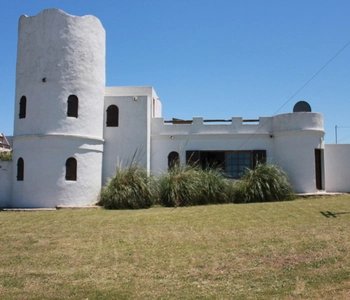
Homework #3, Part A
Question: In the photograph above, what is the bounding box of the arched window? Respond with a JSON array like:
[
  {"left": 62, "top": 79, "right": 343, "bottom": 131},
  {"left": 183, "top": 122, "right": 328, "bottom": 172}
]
[
  {"left": 67, "top": 95, "right": 78, "bottom": 118},
  {"left": 106, "top": 105, "right": 119, "bottom": 127},
  {"left": 168, "top": 151, "right": 180, "bottom": 169},
  {"left": 17, "top": 157, "right": 24, "bottom": 181},
  {"left": 65, "top": 157, "right": 77, "bottom": 181},
  {"left": 19, "top": 96, "right": 26, "bottom": 119}
]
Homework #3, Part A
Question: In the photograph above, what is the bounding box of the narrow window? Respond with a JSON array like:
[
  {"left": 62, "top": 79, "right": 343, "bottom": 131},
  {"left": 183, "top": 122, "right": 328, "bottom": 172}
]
[
  {"left": 168, "top": 151, "right": 180, "bottom": 169},
  {"left": 106, "top": 105, "right": 119, "bottom": 127},
  {"left": 67, "top": 95, "right": 78, "bottom": 118},
  {"left": 17, "top": 157, "right": 24, "bottom": 181},
  {"left": 65, "top": 157, "right": 77, "bottom": 181},
  {"left": 19, "top": 96, "right": 26, "bottom": 119},
  {"left": 315, "top": 149, "right": 323, "bottom": 190}
]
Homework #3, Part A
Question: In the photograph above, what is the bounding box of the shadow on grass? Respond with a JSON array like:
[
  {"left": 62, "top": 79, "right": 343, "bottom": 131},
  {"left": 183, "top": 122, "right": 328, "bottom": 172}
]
[{"left": 320, "top": 211, "right": 350, "bottom": 218}]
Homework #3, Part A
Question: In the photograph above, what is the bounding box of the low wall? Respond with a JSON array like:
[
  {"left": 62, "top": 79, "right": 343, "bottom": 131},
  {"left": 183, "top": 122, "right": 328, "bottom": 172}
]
[
  {"left": 0, "top": 161, "right": 12, "bottom": 207},
  {"left": 325, "top": 144, "right": 350, "bottom": 192}
]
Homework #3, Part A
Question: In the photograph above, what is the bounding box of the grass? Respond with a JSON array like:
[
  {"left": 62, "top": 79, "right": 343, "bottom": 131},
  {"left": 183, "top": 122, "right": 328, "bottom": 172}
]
[{"left": 1, "top": 195, "right": 350, "bottom": 299}]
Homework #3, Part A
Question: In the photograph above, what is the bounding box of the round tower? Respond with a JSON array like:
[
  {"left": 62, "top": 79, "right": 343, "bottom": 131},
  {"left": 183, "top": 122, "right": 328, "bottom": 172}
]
[{"left": 12, "top": 9, "right": 105, "bottom": 207}]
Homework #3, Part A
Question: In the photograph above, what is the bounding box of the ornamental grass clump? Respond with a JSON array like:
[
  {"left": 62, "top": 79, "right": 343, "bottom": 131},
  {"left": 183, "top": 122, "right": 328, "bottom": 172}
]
[
  {"left": 98, "top": 164, "right": 155, "bottom": 209},
  {"left": 196, "top": 167, "right": 233, "bottom": 205},
  {"left": 234, "top": 162, "right": 294, "bottom": 203},
  {"left": 158, "top": 165, "right": 233, "bottom": 207}
]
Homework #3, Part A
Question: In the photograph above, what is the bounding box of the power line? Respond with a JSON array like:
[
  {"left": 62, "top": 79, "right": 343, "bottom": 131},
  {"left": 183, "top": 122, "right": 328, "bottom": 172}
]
[{"left": 237, "top": 39, "right": 350, "bottom": 150}]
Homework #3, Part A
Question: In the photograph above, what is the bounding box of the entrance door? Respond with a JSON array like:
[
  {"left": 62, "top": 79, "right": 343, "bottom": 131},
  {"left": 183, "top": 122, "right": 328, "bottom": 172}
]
[{"left": 315, "top": 149, "right": 323, "bottom": 190}]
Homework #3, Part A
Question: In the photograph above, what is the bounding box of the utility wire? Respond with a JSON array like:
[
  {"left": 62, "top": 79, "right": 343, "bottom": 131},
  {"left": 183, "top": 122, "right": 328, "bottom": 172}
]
[{"left": 236, "top": 39, "right": 350, "bottom": 151}]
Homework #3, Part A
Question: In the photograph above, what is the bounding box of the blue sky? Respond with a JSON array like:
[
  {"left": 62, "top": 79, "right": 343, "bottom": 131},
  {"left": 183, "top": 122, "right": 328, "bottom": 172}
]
[{"left": 1, "top": 0, "right": 349, "bottom": 143}]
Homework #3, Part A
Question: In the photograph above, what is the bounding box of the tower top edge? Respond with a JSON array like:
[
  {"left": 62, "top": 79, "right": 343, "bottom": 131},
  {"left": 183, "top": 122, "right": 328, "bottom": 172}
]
[{"left": 19, "top": 8, "right": 103, "bottom": 27}]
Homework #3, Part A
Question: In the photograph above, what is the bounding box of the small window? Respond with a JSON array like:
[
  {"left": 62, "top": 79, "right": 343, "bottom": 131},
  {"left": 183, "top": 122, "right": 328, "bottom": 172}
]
[
  {"left": 19, "top": 96, "right": 26, "bottom": 119},
  {"left": 106, "top": 105, "right": 119, "bottom": 127},
  {"left": 65, "top": 157, "right": 77, "bottom": 181},
  {"left": 67, "top": 95, "right": 78, "bottom": 118},
  {"left": 168, "top": 151, "right": 180, "bottom": 169},
  {"left": 17, "top": 157, "right": 24, "bottom": 181}
]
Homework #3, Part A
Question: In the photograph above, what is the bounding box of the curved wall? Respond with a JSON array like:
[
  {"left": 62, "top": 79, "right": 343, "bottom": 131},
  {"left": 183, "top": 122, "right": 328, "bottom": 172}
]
[
  {"left": 12, "top": 9, "right": 105, "bottom": 207},
  {"left": 14, "top": 8, "right": 105, "bottom": 137},
  {"left": 273, "top": 112, "right": 325, "bottom": 193}
]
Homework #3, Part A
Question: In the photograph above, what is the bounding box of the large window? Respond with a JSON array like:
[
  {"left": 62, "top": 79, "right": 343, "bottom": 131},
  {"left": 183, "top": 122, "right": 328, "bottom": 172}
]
[
  {"left": 19, "top": 96, "right": 26, "bottom": 119},
  {"left": 17, "top": 157, "right": 24, "bottom": 181},
  {"left": 186, "top": 150, "right": 266, "bottom": 178},
  {"left": 65, "top": 157, "right": 77, "bottom": 181},
  {"left": 67, "top": 95, "right": 78, "bottom": 118},
  {"left": 106, "top": 105, "right": 119, "bottom": 127}
]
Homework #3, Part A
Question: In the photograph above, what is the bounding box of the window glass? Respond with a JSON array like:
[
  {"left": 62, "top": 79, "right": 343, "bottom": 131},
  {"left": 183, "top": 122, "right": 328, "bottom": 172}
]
[
  {"left": 19, "top": 96, "right": 26, "bottom": 119},
  {"left": 168, "top": 151, "right": 180, "bottom": 168},
  {"left": 17, "top": 157, "right": 24, "bottom": 181},
  {"left": 225, "top": 151, "right": 252, "bottom": 178},
  {"left": 106, "top": 105, "right": 119, "bottom": 127},
  {"left": 67, "top": 95, "right": 78, "bottom": 118},
  {"left": 65, "top": 157, "right": 77, "bottom": 181}
]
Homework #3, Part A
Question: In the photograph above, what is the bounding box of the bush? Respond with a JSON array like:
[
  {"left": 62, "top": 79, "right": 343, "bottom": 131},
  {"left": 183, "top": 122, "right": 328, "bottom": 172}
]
[
  {"left": 158, "top": 165, "right": 233, "bottom": 207},
  {"left": 98, "top": 164, "right": 155, "bottom": 209},
  {"left": 234, "top": 162, "right": 294, "bottom": 203},
  {"left": 0, "top": 151, "right": 12, "bottom": 161}
]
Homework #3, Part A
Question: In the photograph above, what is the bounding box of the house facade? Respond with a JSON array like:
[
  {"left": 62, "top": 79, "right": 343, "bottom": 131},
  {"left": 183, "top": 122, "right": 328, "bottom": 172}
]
[{"left": 0, "top": 9, "right": 348, "bottom": 208}]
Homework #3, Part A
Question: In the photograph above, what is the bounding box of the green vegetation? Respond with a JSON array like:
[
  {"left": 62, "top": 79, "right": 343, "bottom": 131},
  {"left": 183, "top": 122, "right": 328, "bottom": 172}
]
[
  {"left": 1, "top": 195, "right": 349, "bottom": 299},
  {"left": 234, "top": 162, "right": 295, "bottom": 203},
  {"left": 0, "top": 151, "right": 12, "bottom": 161},
  {"left": 158, "top": 165, "right": 232, "bottom": 207},
  {"left": 98, "top": 164, "right": 156, "bottom": 209},
  {"left": 100, "top": 162, "right": 293, "bottom": 209}
]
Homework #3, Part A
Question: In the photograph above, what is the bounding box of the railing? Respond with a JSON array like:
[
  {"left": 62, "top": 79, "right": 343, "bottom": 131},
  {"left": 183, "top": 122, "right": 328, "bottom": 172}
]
[{"left": 164, "top": 118, "right": 260, "bottom": 124}]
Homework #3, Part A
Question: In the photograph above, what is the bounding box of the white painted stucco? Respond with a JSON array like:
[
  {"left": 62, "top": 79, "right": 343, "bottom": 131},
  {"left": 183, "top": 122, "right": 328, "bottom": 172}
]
[
  {"left": 0, "top": 161, "right": 12, "bottom": 207},
  {"left": 11, "top": 8, "right": 105, "bottom": 207},
  {"left": 324, "top": 144, "right": 350, "bottom": 193}
]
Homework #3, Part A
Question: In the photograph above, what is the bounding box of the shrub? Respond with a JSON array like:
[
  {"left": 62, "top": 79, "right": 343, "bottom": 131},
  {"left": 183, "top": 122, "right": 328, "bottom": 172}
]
[
  {"left": 234, "top": 162, "right": 294, "bottom": 203},
  {"left": 0, "top": 151, "right": 12, "bottom": 161},
  {"left": 158, "top": 165, "right": 233, "bottom": 207},
  {"left": 98, "top": 164, "right": 155, "bottom": 209}
]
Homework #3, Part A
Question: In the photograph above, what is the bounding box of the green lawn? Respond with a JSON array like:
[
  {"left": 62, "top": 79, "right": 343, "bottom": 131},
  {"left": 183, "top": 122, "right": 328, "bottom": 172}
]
[{"left": 1, "top": 195, "right": 349, "bottom": 299}]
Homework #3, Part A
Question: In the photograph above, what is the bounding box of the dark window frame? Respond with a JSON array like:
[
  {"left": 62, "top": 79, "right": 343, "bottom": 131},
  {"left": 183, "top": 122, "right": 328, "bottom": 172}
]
[
  {"left": 168, "top": 151, "right": 180, "bottom": 169},
  {"left": 65, "top": 157, "right": 77, "bottom": 181},
  {"left": 106, "top": 105, "right": 119, "bottom": 127},
  {"left": 19, "top": 96, "right": 26, "bottom": 119},
  {"left": 17, "top": 157, "right": 24, "bottom": 181},
  {"left": 67, "top": 95, "right": 78, "bottom": 118},
  {"left": 186, "top": 150, "right": 266, "bottom": 179}
]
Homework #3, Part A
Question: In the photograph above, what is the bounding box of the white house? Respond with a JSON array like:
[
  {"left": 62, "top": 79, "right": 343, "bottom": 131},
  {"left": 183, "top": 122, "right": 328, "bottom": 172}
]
[{"left": 0, "top": 9, "right": 349, "bottom": 208}]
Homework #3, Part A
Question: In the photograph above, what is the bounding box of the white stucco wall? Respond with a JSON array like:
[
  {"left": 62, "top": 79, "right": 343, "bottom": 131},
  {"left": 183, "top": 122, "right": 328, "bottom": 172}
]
[
  {"left": 324, "top": 144, "right": 350, "bottom": 192},
  {"left": 273, "top": 113, "right": 324, "bottom": 193},
  {"left": 15, "top": 8, "right": 105, "bottom": 138},
  {"left": 0, "top": 161, "right": 12, "bottom": 207},
  {"left": 102, "top": 94, "right": 151, "bottom": 184},
  {"left": 11, "top": 136, "right": 103, "bottom": 207},
  {"left": 151, "top": 112, "right": 325, "bottom": 194}
]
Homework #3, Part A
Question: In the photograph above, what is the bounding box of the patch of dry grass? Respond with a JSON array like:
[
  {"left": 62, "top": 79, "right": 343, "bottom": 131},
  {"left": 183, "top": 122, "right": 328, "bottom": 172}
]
[{"left": 0, "top": 195, "right": 350, "bottom": 299}]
